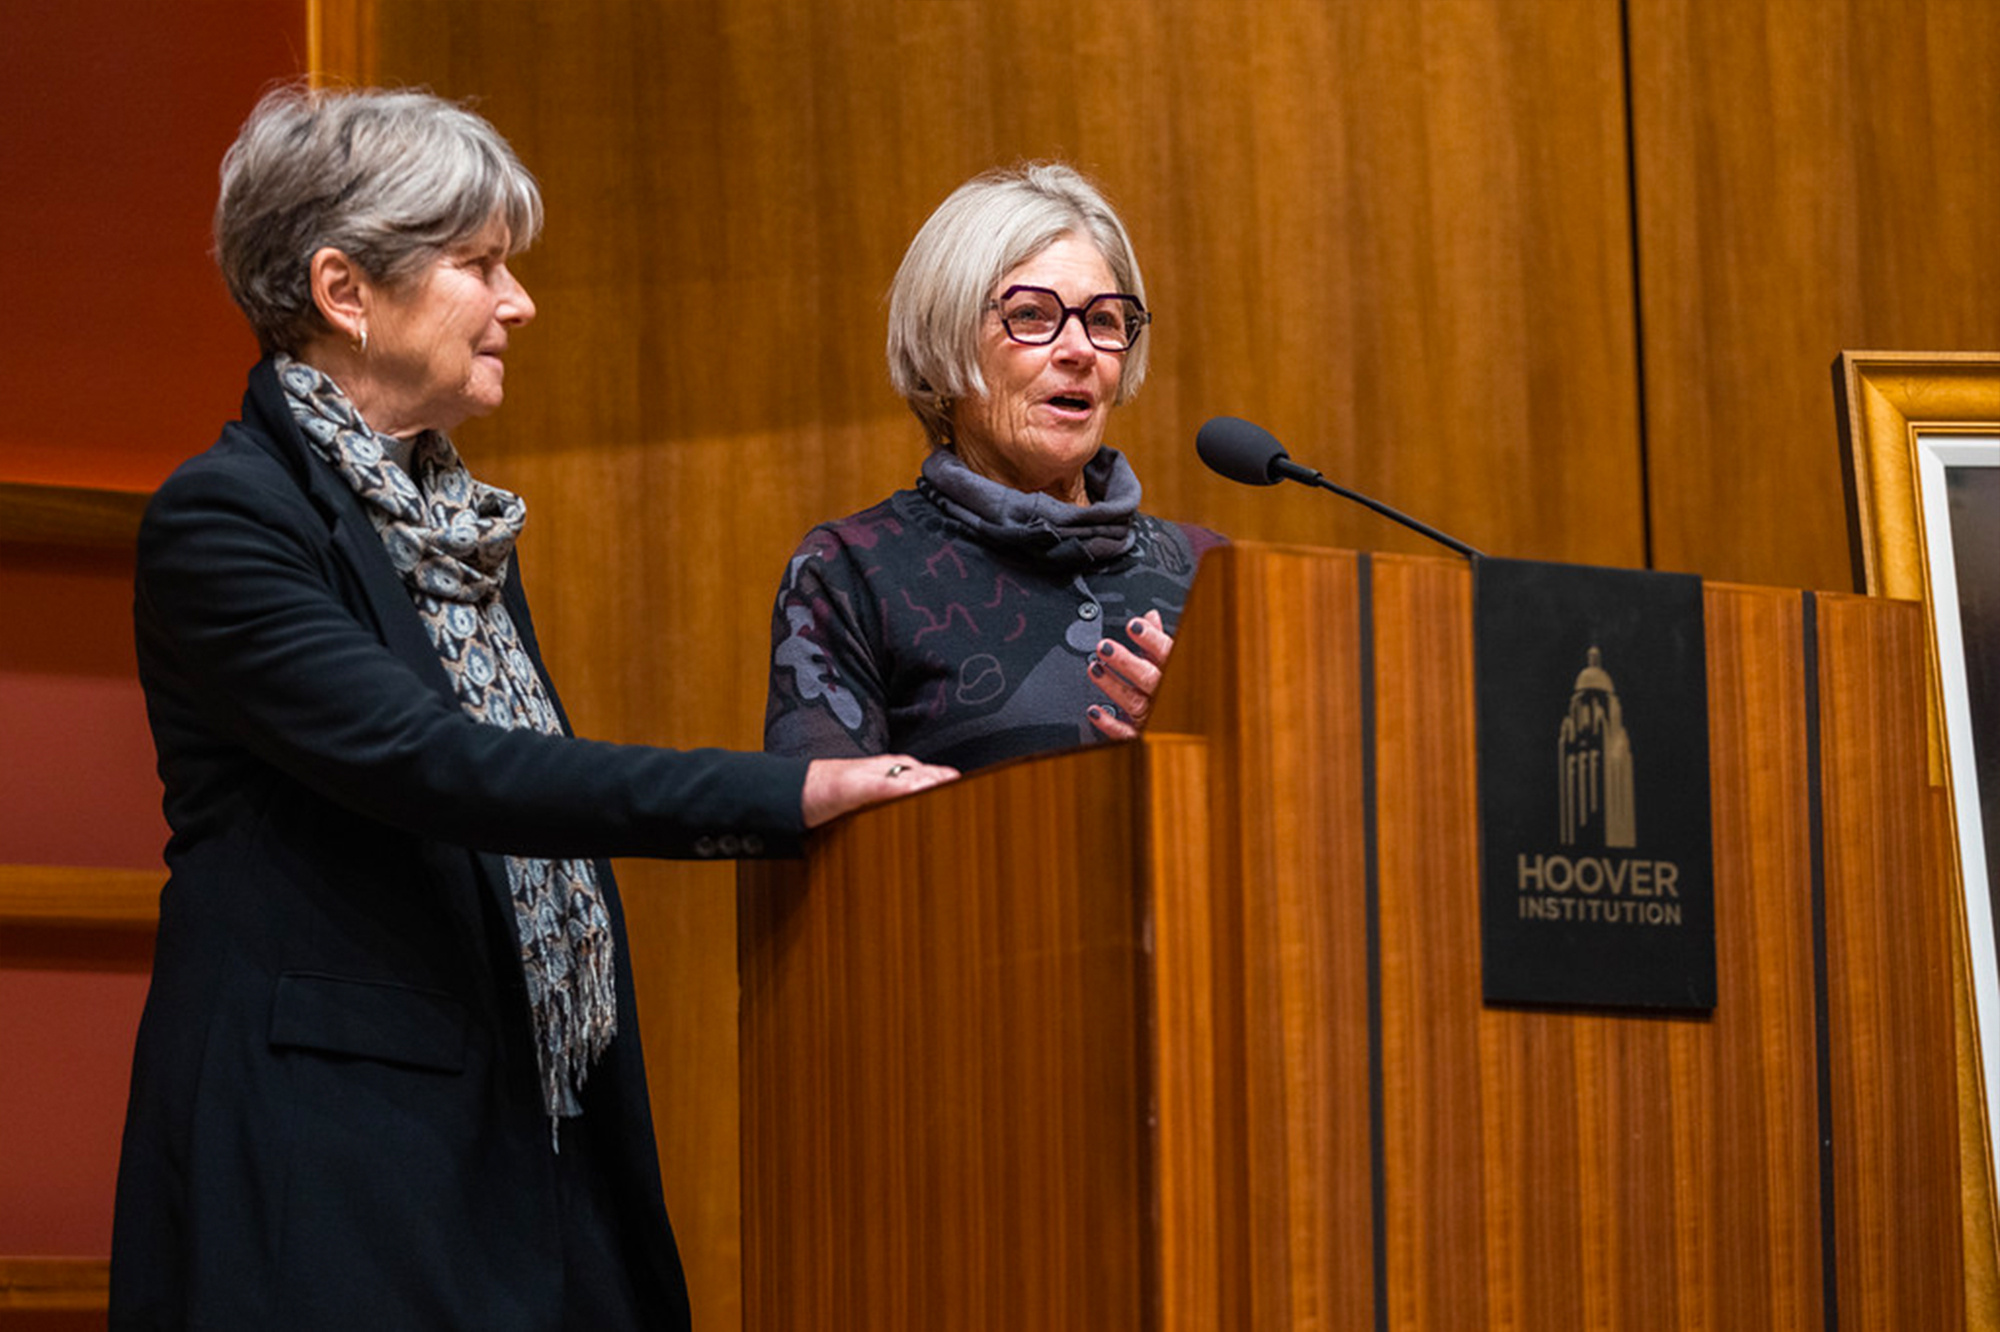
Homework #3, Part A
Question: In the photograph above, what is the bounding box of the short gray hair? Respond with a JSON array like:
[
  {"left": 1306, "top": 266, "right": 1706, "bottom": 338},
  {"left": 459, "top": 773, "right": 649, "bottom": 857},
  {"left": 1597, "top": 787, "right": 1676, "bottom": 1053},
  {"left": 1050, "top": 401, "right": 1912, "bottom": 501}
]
[
  {"left": 215, "top": 83, "right": 544, "bottom": 355},
  {"left": 886, "top": 163, "right": 1149, "bottom": 447}
]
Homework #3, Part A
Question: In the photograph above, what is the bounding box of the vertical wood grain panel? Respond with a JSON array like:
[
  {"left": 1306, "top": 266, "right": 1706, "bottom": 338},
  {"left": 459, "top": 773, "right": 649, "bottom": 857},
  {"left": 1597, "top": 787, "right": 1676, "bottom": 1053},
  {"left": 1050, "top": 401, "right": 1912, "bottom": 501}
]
[
  {"left": 1369, "top": 555, "right": 1489, "bottom": 1330},
  {"left": 1152, "top": 544, "right": 1373, "bottom": 1329},
  {"left": 1698, "top": 585, "right": 1821, "bottom": 1330},
  {"left": 1372, "top": 568, "right": 1829, "bottom": 1328},
  {"left": 1143, "top": 737, "right": 1223, "bottom": 1332},
  {"left": 1816, "top": 593, "right": 1963, "bottom": 1325},
  {"left": 1628, "top": 0, "right": 2000, "bottom": 590},
  {"left": 738, "top": 746, "right": 1180, "bottom": 1331},
  {"left": 1121, "top": 0, "right": 1643, "bottom": 566}
]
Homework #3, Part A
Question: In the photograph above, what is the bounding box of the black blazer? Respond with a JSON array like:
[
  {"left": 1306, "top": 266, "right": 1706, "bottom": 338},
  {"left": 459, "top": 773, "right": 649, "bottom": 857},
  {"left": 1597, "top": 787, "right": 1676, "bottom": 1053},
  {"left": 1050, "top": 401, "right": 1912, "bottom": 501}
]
[{"left": 110, "top": 359, "right": 810, "bottom": 1330}]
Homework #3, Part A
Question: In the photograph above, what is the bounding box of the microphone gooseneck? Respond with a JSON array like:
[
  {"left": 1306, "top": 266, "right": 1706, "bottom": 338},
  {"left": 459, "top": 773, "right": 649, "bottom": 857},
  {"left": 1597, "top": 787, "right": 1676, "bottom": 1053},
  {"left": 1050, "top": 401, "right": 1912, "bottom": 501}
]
[{"left": 1195, "top": 415, "right": 1483, "bottom": 559}]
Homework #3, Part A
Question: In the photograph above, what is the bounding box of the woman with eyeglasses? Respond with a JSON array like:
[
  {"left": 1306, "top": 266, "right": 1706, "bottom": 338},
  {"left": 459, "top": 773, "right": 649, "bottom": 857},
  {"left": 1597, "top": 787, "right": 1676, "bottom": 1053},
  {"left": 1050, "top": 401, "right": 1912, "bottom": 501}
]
[{"left": 764, "top": 163, "right": 1224, "bottom": 772}]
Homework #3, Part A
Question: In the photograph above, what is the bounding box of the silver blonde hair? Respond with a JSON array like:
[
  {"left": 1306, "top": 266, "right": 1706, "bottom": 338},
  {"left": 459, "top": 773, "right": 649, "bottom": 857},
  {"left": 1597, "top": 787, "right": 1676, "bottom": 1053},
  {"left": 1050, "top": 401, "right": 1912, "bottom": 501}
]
[
  {"left": 214, "top": 83, "right": 544, "bottom": 355},
  {"left": 886, "top": 162, "right": 1149, "bottom": 447}
]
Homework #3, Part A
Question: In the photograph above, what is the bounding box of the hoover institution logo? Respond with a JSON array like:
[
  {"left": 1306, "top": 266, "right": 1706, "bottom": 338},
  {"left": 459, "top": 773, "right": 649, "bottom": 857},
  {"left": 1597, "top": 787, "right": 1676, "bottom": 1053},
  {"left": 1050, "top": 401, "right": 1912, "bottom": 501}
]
[
  {"left": 1559, "top": 647, "right": 1632, "bottom": 849},
  {"left": 1474, "top": 559, "right": 1715, "bottom": 1011},
  {"left": 1517, "top": 647, "right": 1685, "bottom": 930}
]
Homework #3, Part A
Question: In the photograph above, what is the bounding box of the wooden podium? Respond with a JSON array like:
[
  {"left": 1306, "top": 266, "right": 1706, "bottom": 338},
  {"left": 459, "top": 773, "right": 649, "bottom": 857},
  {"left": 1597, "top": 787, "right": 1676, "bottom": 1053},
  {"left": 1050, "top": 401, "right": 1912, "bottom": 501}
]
[{"left": 737, "top": 544, "right": 1964, "bottom": 1330}]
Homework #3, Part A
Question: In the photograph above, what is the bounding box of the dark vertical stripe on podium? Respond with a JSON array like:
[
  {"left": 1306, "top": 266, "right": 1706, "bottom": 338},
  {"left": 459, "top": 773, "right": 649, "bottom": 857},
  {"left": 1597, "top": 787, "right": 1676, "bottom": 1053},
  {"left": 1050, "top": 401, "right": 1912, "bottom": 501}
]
[
  {"left": 1616, "top": 0, "right": 1656, "bottom": 570},
  {"left": 1804, "top": 591, "right": 1838, "bottom": 1331},
  {"left": 1360, "top": 552, "right": 1388, "bottom": 1332}
]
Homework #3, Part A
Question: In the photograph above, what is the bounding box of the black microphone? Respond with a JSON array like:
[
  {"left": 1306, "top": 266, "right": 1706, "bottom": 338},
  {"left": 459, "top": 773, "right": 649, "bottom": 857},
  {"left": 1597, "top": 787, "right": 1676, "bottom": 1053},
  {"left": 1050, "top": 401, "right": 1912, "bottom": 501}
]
[{"left": 1196, "top": 415, "right": 1483, "bottom": 559}]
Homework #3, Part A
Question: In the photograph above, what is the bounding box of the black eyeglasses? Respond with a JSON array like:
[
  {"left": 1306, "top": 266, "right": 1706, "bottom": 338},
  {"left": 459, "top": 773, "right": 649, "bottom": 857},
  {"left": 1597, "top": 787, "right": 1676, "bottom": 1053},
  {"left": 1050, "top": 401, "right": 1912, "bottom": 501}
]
[{"left": 986, "top": 285, "right": 1151, "bottom": 351}]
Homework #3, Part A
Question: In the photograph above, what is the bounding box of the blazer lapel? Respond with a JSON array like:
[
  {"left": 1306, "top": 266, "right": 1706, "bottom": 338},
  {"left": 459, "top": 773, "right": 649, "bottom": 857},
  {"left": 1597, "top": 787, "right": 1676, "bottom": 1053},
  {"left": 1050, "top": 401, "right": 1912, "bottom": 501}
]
[
  {"left": 321, "top": 493, "right": 458, "bottom": 697},
  {"left": 244, "top": 360, "right": 461, "bottom": 705},
  {"left": 302, "top": 468, "right": 527, "bottom": 921}
]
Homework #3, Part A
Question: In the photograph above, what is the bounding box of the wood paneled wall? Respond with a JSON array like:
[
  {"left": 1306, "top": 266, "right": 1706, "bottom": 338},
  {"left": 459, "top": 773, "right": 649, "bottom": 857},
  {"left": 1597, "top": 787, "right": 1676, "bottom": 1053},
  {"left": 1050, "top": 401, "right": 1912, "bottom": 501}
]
[
  {"left": 1630, "top": 0, "right": 2000, "bottom": 590},
  {"left": 319, "top": 1, "right": 2000, "bottom": 1325}
]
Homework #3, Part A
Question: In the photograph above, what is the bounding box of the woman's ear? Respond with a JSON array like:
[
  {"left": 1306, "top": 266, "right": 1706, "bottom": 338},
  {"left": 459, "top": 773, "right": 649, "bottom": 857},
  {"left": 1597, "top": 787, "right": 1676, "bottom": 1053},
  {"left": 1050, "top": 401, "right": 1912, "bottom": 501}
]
[{"left": 309, "top": 247, "right": 369, "bottom": 350}]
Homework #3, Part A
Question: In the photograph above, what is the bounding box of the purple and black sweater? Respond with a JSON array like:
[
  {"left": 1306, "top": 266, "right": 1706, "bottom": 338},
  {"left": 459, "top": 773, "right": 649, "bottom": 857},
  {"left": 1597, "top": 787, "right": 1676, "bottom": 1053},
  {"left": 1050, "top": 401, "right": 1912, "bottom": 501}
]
[{"left": 765, "top": 446, "right": 1225, "bottom": 772}]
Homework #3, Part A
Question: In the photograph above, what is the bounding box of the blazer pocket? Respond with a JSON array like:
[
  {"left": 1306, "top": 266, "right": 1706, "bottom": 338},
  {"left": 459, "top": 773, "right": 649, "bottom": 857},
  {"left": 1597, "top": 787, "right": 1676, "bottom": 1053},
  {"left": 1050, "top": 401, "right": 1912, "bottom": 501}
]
[{"left": 269, "top": 972, "right": 470, "bottom": 1074}]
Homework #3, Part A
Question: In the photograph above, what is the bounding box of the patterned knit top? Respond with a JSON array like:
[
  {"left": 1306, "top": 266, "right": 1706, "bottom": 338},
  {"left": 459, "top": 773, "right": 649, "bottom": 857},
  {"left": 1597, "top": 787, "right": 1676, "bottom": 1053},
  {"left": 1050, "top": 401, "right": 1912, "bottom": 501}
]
[{"left": 765, "top": 445, "right": 1224, "bottom": 772}]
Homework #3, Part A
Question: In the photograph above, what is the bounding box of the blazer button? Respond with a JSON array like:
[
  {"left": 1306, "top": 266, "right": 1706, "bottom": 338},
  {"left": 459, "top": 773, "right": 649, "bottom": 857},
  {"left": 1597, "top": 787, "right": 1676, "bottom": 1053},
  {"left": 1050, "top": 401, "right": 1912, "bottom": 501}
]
[
  {"left": 1077, "top": 601, "right": 1100, "bottom": 621},
  {"left": 717, "top": 834, "right": 743, "bottom": 857},
  {"left": 742, "top": 835, "right": 765, "bottom": 856},
  {"left": 694, "top": 836, "right": 718, "bottom": 857}
]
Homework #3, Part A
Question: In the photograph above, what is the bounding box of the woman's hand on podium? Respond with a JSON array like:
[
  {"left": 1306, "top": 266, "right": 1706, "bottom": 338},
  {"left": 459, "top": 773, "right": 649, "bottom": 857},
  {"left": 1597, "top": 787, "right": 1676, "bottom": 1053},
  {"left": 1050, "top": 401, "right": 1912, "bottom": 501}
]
[
  {"left": 1087, "top": 610, "right": 1176, "bottom": 740},
  {"left": 802, "top": 755, "right": 959, "bottom": 828}
]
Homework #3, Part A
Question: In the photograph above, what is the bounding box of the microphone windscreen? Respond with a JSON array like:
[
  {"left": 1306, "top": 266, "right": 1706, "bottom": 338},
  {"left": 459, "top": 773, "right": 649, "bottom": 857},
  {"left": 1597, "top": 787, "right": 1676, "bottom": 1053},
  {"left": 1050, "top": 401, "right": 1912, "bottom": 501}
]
[{"left": 1196, "top": 416, "right": 1288, "bottom": 486}]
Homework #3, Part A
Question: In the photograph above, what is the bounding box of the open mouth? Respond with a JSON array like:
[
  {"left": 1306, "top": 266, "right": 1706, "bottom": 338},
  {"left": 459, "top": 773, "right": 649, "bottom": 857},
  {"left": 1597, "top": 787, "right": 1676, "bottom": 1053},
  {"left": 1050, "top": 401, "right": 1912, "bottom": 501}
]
[{"left": 1046, "top": 393, "right": 1093, "bottom": 412}]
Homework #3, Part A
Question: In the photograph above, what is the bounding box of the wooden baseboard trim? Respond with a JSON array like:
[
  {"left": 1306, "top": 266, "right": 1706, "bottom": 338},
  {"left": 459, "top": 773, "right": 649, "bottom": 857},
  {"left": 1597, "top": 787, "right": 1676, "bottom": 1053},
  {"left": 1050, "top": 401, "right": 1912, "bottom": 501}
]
[{"left": 0, "top": 1255, "right": 111, "bottom": 1311}]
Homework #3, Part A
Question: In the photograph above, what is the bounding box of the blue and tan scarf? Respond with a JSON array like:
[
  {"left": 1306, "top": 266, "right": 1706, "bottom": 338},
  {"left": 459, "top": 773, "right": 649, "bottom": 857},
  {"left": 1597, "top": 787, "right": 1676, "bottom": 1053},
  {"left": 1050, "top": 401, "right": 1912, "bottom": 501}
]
[{"left": 278, "top": 354, "right": 614, "bottom": 1127}]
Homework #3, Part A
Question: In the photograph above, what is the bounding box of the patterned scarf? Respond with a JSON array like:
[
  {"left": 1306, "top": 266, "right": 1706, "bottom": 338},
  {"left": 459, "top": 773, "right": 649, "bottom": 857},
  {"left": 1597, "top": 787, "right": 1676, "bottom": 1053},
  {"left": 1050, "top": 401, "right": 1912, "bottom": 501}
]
[{"left": 277, "top": 355, "right": 615, "bottom": 1124}]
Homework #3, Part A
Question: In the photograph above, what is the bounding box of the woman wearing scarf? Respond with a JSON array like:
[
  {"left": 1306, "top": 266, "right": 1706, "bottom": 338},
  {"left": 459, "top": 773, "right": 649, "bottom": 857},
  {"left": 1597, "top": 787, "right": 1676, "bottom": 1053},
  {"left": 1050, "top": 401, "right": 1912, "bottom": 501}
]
[
  {"left": 111, "top": 85, "right": 951, "bottom": 1332},
  {"left": 764, "top": 164, "right": 1225, "bottom": 771}
]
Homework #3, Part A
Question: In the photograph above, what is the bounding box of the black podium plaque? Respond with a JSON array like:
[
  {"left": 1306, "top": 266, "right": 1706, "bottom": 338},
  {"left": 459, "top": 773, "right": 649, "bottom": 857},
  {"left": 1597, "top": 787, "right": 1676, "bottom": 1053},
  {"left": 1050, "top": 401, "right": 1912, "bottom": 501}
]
[{"left": 1473, "top": 558, "right": 1716, "bottom": 1010}]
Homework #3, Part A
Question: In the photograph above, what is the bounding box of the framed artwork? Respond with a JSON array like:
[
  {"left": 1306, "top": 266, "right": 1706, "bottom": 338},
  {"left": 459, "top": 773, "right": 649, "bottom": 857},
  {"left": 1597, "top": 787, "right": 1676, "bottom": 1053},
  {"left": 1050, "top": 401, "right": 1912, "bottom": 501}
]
[{"left": 1835, "top": 350, "right": 2000, "bottom": 1176}]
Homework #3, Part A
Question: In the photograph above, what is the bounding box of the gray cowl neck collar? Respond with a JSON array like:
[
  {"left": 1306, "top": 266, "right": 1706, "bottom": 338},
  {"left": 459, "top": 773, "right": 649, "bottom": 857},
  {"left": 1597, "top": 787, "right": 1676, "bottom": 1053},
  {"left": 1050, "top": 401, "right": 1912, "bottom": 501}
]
[{"left": 917, "top": 445, "right": 1140, "bottom": 571}]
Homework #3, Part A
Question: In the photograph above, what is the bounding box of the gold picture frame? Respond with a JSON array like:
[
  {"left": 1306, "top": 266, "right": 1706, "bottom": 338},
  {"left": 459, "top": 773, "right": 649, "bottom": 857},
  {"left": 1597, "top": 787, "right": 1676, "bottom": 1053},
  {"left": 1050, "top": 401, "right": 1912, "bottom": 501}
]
[
  {"left": 1835, "top": 349, "right": 2000, "bottom": 1307},
  {"left": 1836, "top": 349, "right": 2000, "bottom": 831}
]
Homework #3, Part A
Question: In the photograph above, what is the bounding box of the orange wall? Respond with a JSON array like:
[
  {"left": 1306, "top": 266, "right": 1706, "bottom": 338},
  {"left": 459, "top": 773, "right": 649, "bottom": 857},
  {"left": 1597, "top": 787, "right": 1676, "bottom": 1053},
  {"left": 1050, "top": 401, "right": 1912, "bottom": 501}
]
[
  {"left": 0, "top": 0, "right": 301, "bottom": 491},
  {"left": 0, "top": 550, "right": 163, "bottom": 870},
  {"left": 0, "top": 0, "right": 306, "bottom": 1281}
]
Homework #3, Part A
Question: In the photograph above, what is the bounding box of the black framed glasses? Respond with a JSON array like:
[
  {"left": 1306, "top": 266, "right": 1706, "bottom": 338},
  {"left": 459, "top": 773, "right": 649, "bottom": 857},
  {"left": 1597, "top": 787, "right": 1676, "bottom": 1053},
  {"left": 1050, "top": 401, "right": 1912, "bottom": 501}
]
[{"left": 987, "top": 285, "right": 1151, "bottom": 351}]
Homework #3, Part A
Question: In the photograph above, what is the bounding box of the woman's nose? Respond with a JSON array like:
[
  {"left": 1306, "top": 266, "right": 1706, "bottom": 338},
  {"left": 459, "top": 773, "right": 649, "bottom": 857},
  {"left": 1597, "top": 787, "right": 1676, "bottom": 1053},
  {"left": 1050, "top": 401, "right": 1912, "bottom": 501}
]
[
  {"left": 498, "top": 266, "right": 536, "bottom": 326},
  {"left": 1049, "top": 312, "right": 1097, "bottom": 360}
]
